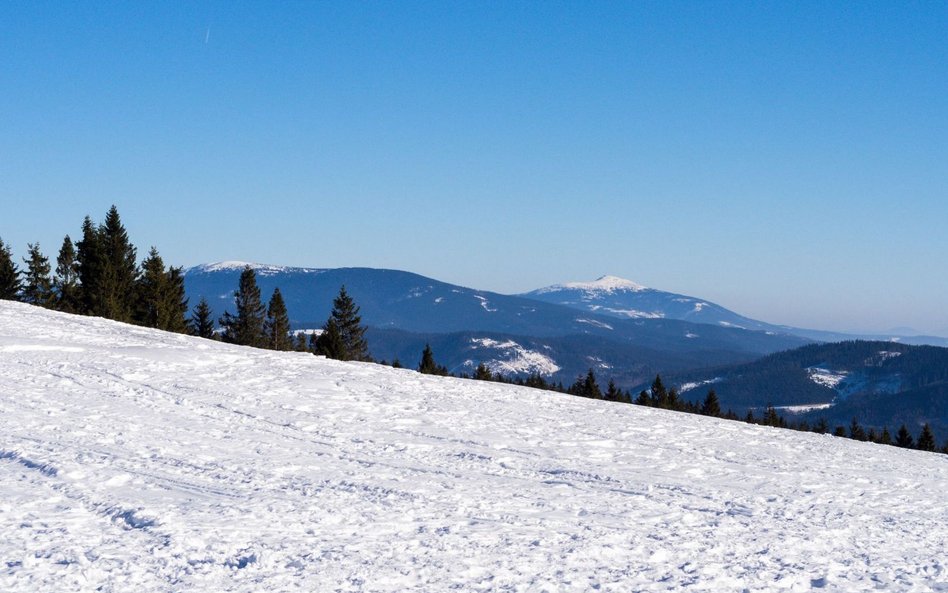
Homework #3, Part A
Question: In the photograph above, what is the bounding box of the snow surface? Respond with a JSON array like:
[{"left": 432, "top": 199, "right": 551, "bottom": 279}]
[
  {"left": 2, "top": 301, "right": 948, "bottom": 592},
  {"left": 188, "top": 262, "right": 321, "bottom": 277},
  {"left": 468, "top": 338, "right": 561, "bottom": 376},
  {"left": 534, "top": 275, "right": 648, "bottom": 295},
  {"left": 807, "top": 367, "right": 849, "bottom": 389}
]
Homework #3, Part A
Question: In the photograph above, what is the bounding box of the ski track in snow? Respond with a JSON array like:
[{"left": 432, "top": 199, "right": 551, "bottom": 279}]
[{"left": 1, "top": 301, "right": 947, "bottom": 592}]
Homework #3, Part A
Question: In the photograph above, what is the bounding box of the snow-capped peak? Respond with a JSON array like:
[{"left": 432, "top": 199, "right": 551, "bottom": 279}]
[
  {"left": 186, "top": 262, "right": 322, "bottom": 276},
  {"left": 535, "top": 275, "right": 648, "bottom": 294}
]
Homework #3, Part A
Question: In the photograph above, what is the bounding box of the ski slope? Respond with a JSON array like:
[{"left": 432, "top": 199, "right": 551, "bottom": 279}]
[{"left": 1, "top": 301, "right": 946, "bottom": 592}]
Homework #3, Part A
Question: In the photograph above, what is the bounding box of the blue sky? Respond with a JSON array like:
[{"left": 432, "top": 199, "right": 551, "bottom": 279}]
[{"left": 2, "top": 2, "right": 946, "bottom": 334}]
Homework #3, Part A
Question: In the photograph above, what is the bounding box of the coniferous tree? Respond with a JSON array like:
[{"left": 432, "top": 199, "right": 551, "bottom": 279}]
[
  {"left": 700, "top": 389, "right": 721, "bottom": 417},
  {"left": 314, "top": 318, "right": 345, "bottom": 358},
  {"left": 635, "top": 390, "right": 650, "bottom": 406},
  {"left": 666, "top": 387, "right": 680, "bottom": 410},
  {"left": 163, "top": 267, "right": 189, "bottom": 333},
  {"left": 604, "top": 379, "right": 622, "bottom": 402},
  {"left": 916, "top": 424, "right": 936, "bottom": 452},
  {"left": 135, "top": 247, "right": 169, "bottom": 328},
  {"left": 55, "top": 235, "right": 81, "bottom": 313},
  {"left": 265, "top": 288, "right": 293, "bottom": 351},
  {"left": 744, "top": 410, "right": 756, "bottom": 424},
  {"left": 650, "top": 375, "right": 668, "bottom": 407},
  {"left": 76, "top": 216, "right": 104, "bottom": 315},
  {"left": 418, "top": 343, "right": 448, "bottom": 375},
  {"left": 895, "top": 424, "right": 914, "bottom": 448},
  {"left": 474, "top": 362, "right": 494, "bottom": 381},
  {"left": 21, "top": 243, "right": 55, "bottom": 307},
  {"left": 391, "top": 357, "right": 402, "bottom": 369},
  {"left": 833, "top": 426, "right": 847, "bottom": 437},
  {"left": 98, "top": 206, "right": 138, "bottom": 322},
  {"left": 317, "top": 285, "right": 370, "bottom": 361},
  {"left": 568, "top": 370, "right": 602, "bottom": 399},
  {"left": 878, "top": 427, "right": 892, "bottom": 446},
  {"left": 293, "top": 332, "right": 308, "bottom": 352},
  {"left": 814, "top": 418, "right": 829, "bottom": 434},
  {"left": 0, "top": 237, "right": 21, "bottom": 300},
  {"left": 763, "top": 405, "right": 781, "bottom": 427},
  {"left": 849, "top": 417, "right": 867, "bottom": 441},
  {"left": 189, "top": 296, "right": 216, "bottom": 339},
  {"left": 219, "top": 266, "right": 266, "bottom": 347}
]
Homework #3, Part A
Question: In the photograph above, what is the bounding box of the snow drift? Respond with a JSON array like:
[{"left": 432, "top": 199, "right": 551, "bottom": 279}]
[{"left": 0, "top": 301, "right": 945, "bottom": 592}]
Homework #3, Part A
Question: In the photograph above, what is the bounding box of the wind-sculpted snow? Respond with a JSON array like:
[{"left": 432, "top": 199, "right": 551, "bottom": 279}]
[{"left": 1, "top": 302, "right": 946, "bottom": 592}]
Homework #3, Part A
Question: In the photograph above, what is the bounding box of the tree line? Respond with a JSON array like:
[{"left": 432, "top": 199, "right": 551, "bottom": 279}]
[
  {"left": 0, "top": 206, "right": 371, "bottom": 362},
  {"left": 3, "top": 207, "right": 944, "bottom": 456},
  {"left": 414, "top": 344, "right": 948, "bottom": 456}
]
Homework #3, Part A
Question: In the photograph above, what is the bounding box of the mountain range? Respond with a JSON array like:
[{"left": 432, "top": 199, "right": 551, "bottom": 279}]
[
  {"left": 182, "top": 262, "right": 810, "bottom": 386},
  {"left": 661, "top": 340, "right": 948, "bottom": 441},
  {"left": 524, "top": 275, "right": 948, "bottom": 347}
]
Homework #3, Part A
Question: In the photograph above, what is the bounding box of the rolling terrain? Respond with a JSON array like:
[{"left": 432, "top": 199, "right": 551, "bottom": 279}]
[{"left": 2, "top": 301, "right": 947, "bottom": 591}]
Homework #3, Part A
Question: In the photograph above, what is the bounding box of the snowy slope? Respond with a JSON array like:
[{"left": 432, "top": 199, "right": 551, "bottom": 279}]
[{"left": 1, "top": 302, "right": 947, "bottom": 592}]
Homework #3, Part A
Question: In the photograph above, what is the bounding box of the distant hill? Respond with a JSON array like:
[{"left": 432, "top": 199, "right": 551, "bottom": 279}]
[
  {"left": 523, "top": 275, "right": 948, "bottom": 347},
  {"left": 183, "top": 263, "right": 810, "bottom": 386},
  {"left": 662, "top": 341, "right": 948, "bottom": 439}
]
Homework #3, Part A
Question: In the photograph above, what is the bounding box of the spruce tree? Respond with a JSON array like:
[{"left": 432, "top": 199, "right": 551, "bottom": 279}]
[
  {"left": 320, "top": 285, "right": 370, "bottom": 361},
  {"left": 163, "top": 267, "right": 189, "bottom": 333},
  {"left": 895, "top": 424, "right": 914, "bottom": 448},
  {"left": 700, "top": 389, "right": 721, "bottom": 417},
  {"left": 878, "top": 427, "right": 892, "bottom": 446},
  {"left": 219, "top": 266, "right": 266, "bottom": 347},
  {"left": 135, "top": 247, "right": 169, "bottom": 328},
  {"left": 474, "top": 362, "right": 494, "bottom": 381},
  {"left": 418, "top": 343, "right": 448, "bottom": 375},
  {"left": 916, "top": 424, "right": 936, "bottom": 452},
  {"left": 189, "top": 296, "right": 216, "bottom": 339},
  {"left": 265, "top": 288, "right": 293, "bottom": 351},
  {"left": 314, "top": 318, "right": 345, "bottom": 358},
  {"left": 764, "top": 405, "right": 781, "bottom": 427},
  {"left": 581, "top": 369, "right": 602, "bottom": 399},
  {"left": 650, "top": 375, "right": 668, "bottom": 407},
  {"left": 293, "top": 332, "right": 308, "bottom": 352},
  {"left": 814, "top": 418, "right": 829, "bottom": 434},
  {"left": 55, "top": 235, "right": 81, "bottom": 313},
  {"left": 21, "top": 243, "right": 55, "bottom": 307},
  {"left": 634, "top": 390, "right": 650, "bottom": 406},
  {"left": 99, "top": 206, "right": 139, "bottom": 322},
  {"left": 76, "top": 216, "right": 104, "bottom": 315},
  {"left": 604, "top": 379, "right": 622, "bottom": 402},
  {"left": 849, "top": 418, "right": 867, "bottom": 441},
  {"left": 0, "top": 237, "right": 21, "bottom": 300}
]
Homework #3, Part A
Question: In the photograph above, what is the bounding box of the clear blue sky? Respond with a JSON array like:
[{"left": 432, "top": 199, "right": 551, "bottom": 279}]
[{"left": 2, "top": 2, "right": 946, "bottom": 335}]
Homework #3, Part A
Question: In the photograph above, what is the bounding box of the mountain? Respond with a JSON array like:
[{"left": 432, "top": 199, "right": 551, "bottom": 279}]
[
  {"left": 183, "top": 262, "right": 810, "bottom": 386},
  {"left": 523, "top": 275, "right": 948, "bottom": 347},
  {"left": 661, "top": 340, "right": 948, "bottom": 439},
  {"left": 2, "top": 300, "right": 946, "bottom": 591},
  {"left": 523, "top": 275, "right": 779, "bottom": 331}
]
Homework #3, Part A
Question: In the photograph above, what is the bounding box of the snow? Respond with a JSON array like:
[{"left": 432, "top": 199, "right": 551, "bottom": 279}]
[
  {"left": 2, "top": 301, "right": 947, "bottom": 592},
  {"left": 678, "top": 378, "right": 722, "bottom": 393},
  {"left": 807, "top": 367, "right": 849, "bottom": 389},
  {"left": 576, "top": 318, "right": 614, "bottom": 330},
  {"left": 188, "top": 262, "right": 321, "bottom": 277},
  {"left": 775, "top": 403, "right": 835, "bottom": 414},
  {"left": 534, "top": 275, "right": 648, "bottom": 295},
  {"left": 472, "top": 295, "right": 497, "bottom": 312},
  {"left": 469, "top": 338, "right": 561, "bottom": 375},
  {"left": 606, "top": 308, "right": 664, "bottom": 319}
]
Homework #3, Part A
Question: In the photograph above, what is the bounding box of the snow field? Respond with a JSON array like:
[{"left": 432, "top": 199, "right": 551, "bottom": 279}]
[{"left": 1, "top": 301, "right": 946, "bottom": 592}]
